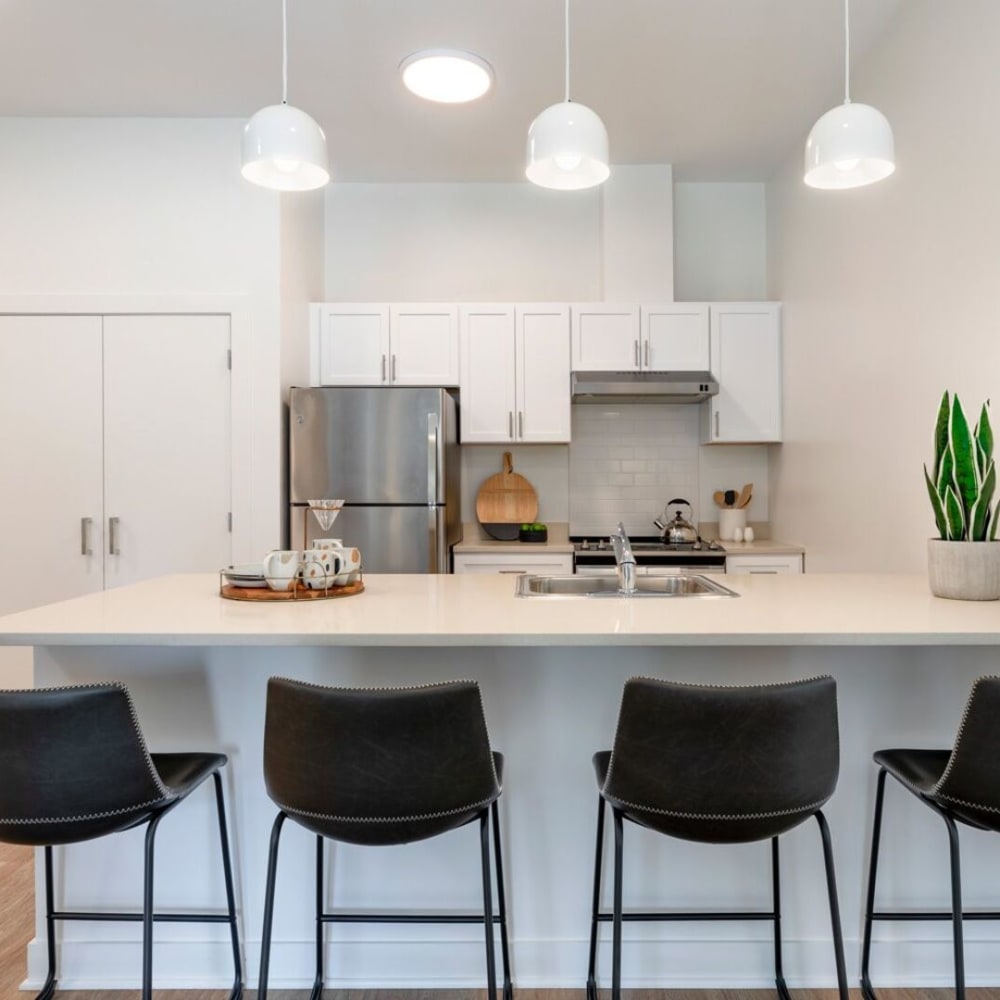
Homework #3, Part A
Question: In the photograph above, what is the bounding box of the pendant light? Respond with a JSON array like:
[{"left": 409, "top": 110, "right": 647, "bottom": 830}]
[
  {"left": 804, "top": 0, "right": 894, "bottom": 190},
  {"left": 242, "top": 0, "right": 329, "bottom": 192},
  {"left": 526, "top": 0, "right": 609, "bottom": 191}
]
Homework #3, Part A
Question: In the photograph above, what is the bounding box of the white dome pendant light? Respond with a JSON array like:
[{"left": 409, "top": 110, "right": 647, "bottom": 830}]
[
  {"left": 804, "top": 0, "right": 894, "bottom": 190},
  {"left": 526, "top": 0, "right": 609, "bottom": 190},
  {"left": 242, "top": 0, "right": 329, "bottom": 191}
]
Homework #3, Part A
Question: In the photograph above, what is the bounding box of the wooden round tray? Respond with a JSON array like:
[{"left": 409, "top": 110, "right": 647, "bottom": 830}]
[{"left": 220, "top": 580, "right": 364, "bottom": 602}]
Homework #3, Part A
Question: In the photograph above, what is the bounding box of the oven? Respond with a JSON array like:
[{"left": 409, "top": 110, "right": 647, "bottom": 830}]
[{"left": 573, "top": 536, "right": 727, "bottom": 576}]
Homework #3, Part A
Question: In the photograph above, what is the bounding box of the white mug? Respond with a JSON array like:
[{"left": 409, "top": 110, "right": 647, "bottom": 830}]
[
  {"left": 312, "top": 538, "right": 343, "bottom": 551},
  {"left": 299, "top": 549, "right": 342, "bottom": 590},
  {"left": 264, "top": 550, "right": 301, "bottom": 591}
]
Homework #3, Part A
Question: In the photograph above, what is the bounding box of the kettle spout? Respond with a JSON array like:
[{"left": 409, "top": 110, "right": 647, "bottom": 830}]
[{"left": 652, "top": 517, "right": 666, "bottom": 531}]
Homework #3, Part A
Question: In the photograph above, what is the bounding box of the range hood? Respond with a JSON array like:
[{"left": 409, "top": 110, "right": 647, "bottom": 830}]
[{"left": 571, "top": 371, "right": 719, "bottom": 404}]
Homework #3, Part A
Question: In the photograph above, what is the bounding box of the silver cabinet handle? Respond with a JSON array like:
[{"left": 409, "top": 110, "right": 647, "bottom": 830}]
[
  {"left": 109, "top": 516, "right": 120, "bottom": 556},
  {"left": 508, "top": 411, "right": 514, "bottom": 440},
  {"left": 498, "top": 569, "right": 527, "bottom": 574},
  {"left": 644, "top": 340, "right": 650, "bottom": 366},
  {"left": 391, "top": 354, "right": 397, "bottom": 382},
  {"left": 518, "top": 411, "right": 524, "bottom": 437},
  {"left": 714, "top": 411, "right": 720, "bottom": 437},
  {"left": 634, "top": 339, "right": 640, "bottom": 367},
  {"left": 81, "top": 516, "right": 93, "bottom": 556},
  {"left": 381, "top": 354, "right": 386, "bottom": 383}
]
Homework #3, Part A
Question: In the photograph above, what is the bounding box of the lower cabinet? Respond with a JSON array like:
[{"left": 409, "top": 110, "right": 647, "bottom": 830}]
[
  {"left": 453, "top": 552, "right": 574, "bottom": 575},
  {"left": 726, "top": 553, "right": 803, "bottom": 575}
]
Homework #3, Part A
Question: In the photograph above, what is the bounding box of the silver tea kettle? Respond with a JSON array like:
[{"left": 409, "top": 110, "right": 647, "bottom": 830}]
[{"left": 654, "top": 498, "right": 698, "bottom": 545}]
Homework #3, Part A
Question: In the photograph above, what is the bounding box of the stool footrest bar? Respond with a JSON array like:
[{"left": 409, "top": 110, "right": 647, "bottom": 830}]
[
  {"left": 870, "top": 910, "right": 1000, "bottom": 921},
  {"left": 320, "top": 912, "right": 503, "bottom": 924},
  {"left": 596, "top": 909, "right": 778, "bottom": 923},
  {"left": 52, "top": 910, "right": 234, "bottom": 924}
]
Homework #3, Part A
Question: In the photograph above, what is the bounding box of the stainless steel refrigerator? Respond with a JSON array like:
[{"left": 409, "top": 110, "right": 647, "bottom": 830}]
[{"left": 288, "top": 387, "right": 461, "bottom": 573}]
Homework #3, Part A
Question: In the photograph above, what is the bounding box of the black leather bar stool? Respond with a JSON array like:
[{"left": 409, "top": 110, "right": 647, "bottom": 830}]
[
  {"left": 0, "top": 682, "right": 242, "bottom": 1000},
  {"left": 861, "top": 675, "right": 1000, "bottom": 1000},
  {"left": 258, "top": 676, "right": 513, "bottom": 1000},
  {"left": 586, "top": 675, "right": 848, "bottom": 1000}
]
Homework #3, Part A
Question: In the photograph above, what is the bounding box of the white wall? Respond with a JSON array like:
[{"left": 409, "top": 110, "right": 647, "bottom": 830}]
[
  {"left": 767, "top": 0, "right": 1000, "bottom": 571},
  {"left": 674, "top": 183, "right": 767, "bottom": 301},
  {"left": 0, "top": 117, "right": 285, "bottom": 557}
]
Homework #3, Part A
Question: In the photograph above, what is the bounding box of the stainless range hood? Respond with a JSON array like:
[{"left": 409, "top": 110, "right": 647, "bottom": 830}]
[{"left": 571, "top": 371, "right": 719, "bottom": 404}]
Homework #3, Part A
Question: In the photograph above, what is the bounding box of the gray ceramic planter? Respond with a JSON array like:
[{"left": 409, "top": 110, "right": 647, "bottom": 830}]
[{"left": 927, "top": 538, "right": 1000, "bottom": 600}]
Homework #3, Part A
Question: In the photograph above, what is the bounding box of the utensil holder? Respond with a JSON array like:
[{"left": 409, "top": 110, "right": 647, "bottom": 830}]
[{"left": 718, "top": 507, "right": 748, "bottom": 541}]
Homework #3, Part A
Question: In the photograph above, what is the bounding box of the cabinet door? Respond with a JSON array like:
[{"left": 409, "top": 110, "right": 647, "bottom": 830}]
[
  {"left": 314, "top": 303, "right": 390, "bottom": 385},
  {"left": 453, "top": 553, "right": 573, "bottom": 575},
  {"left": 706, "top": 304, "right": 782, "bottom": 443},
  {"left": 103, "top": 315, "right": 232, "bottom": 589},
  {"left": 571, "top": 305, "right": 641, "bottom": 371},
  {"left": 390, "top": 304, "right": 459, "bottom": 386},
  {"left": 516, "top": 305, "right": 571, "bottom": 443},
  {"left": 726, "top": 553, "right": 802, "bottom": 574},
  {"left": 0, "top": 316, "right": 104, "bottom": 613},
  {"left": 642, "top": 304, "right": 710, "bottom": 371},
  {"left": 459, "top": 305, "right": 516, "bottom": 443}
]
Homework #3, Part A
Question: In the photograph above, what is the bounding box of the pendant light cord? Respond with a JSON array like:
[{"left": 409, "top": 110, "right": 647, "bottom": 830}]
[
  {"left": 843, "top": 0, "right": 851, "bottom": 104},
  {"left": 281, "top": 0, "right": 289, "bottom": 105},
  {"left": 564, "top": 0, "right": 571, "bottom": 102}
]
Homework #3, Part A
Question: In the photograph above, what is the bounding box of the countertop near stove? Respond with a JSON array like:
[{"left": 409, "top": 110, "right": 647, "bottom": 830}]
[
  {"left": 453, "top": 521, "right": 575, "bottom": 554},
  {"left": 722, "top": 539, "right": 806, "bottom": 556}
]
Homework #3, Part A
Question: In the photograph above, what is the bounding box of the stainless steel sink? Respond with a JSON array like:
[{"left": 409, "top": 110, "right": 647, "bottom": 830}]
[{"left": 515, "top": 574, "right": 739, "bottom": 599}]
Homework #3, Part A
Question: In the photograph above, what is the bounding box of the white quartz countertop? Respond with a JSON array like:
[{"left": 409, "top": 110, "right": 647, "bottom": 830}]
[
  {"left": 1, "top": 572, "right": 999, "bottom": 647},
  {"left": 722, "top": 539, "right": 806, "bottom": 556}
]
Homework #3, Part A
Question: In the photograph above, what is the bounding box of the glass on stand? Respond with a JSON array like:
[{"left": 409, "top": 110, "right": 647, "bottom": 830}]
[{"left": 308, "top": 499, "right": 345, "bottom": 533}]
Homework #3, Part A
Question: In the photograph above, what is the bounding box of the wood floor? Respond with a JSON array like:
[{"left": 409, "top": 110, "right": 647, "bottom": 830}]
[{"left": 0, "top": 842, "right": 997, "bottom": 999}]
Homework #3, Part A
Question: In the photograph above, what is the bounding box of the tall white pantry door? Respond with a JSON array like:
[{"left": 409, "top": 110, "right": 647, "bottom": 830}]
[
  {"left": 103, "top": 315, "right": 232, "bottom": 589},
  {"left": 0, "top": 316, "right": 104, "bottom": 614}
]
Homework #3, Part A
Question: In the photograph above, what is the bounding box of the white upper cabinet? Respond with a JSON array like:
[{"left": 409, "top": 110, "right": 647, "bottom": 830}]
[
  {"left": 571, "top": 305, "right": 641, "bottom": 371},
  {"left": 641, "top": 303, "right": 710, "bottom": 371},
  {"left": 704, "top": 303, "right": 782, "bottom": 443},
  {"left": 311, "top": 303, "right": 458, "bottom": 386},
  {"left": 460, "top": 303, "right": 570, "bottom": 444}
]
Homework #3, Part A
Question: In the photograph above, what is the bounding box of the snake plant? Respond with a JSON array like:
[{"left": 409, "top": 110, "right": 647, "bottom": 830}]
[{"left": 925, "top": 391, "right": 997, "bottom": 541}]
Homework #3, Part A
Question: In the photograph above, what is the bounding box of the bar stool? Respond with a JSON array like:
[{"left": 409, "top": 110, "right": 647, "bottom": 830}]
[
  {"left": 0, "top": 682, "right": 242, "bottom": 1000},
  {"left": 257, "top": 676, "right": 513, "bottom": 1000},
  {"left": 586, "top": 675, "right": 848, "bottom": 1000},
  {"left": 861, "top": 675, "right": 1000, "bottom": 1000}
]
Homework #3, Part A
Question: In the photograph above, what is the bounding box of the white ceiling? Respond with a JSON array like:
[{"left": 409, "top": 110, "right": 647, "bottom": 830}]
[{"left": 0, "top": 0, "right": 904, "bottom": 182}]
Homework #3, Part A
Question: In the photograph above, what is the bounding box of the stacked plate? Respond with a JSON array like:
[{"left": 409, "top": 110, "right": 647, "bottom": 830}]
[{"left": 222, "top": 564, "right": 267, "bottom": 589}]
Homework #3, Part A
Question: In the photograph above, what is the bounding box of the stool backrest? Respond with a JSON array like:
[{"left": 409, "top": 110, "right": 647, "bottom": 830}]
[
  {"left": 603, "top": 675, "right": 839, "bottom": 817},
  {"left": 0, "top": 684, "right": 168, "bottom": 827},
  {"left": 934, "top": 675, "right": 1000, "bottom": 810},
  {"left": 264, "top": 677, "right": 499, "bottom": 821}
]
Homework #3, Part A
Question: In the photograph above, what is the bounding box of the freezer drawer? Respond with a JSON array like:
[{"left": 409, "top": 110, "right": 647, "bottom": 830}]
[{"left": 291, "top": 504, "right": 449, "bottom": 574}]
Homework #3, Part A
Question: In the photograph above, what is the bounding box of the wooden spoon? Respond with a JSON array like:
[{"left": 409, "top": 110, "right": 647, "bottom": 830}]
[
  {"left": 713, "top": 490, "right": 727, "bottom": 508},
  {"left": 737, "top": 483, "right": 753, "bottom": 508}
]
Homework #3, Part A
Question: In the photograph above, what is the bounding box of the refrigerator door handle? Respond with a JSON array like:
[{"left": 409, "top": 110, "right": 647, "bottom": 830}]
[{"left": 427, "top": 412, "right": 440, "bottom": 505}]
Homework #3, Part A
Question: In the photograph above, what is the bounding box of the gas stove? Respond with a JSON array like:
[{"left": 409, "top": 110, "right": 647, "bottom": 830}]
[{"left": 572, "top": 535, "right": 727, "bottom": 570}]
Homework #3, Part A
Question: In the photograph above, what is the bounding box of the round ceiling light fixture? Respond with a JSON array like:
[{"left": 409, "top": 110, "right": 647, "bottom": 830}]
[{"left": 400, "top": 50, "right": 494, "bottom": 104}]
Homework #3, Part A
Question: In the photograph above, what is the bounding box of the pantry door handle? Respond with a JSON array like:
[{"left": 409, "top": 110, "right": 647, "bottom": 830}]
[
  {"left": 109, "top": 516, "right": 121, "bottom": 556},
  {"left": 715, "top": 411, "right": 720, "bottom": 437},
  {"left": 80, "top": 517, "right": 93, "bottom": 556},
  {"left": 644, "top": 340, "right": 650, "bottom": 366},
  {"left": 381, "top": 354, "right": 387, "bottom": 383},
  {"left": 508, "top": 411, "right": 514, "bottom": 440},
  {"left": 391, "top": 354, "right": 397, "bottom": 382},
  {"left": 634, "top": 339, "right": 640, "bottom": 367},
  {"left": 518, "top": 411, "right": 524, "bottom": 437}
]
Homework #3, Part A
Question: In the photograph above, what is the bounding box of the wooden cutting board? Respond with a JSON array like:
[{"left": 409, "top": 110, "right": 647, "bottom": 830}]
[{"left": 476, "top": 451, "right": 538, "bottom": 525}]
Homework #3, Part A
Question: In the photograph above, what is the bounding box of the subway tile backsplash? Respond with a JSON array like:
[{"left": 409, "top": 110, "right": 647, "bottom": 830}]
[{"left": 570, "top": 404, "right": 701, "bottom": 536}]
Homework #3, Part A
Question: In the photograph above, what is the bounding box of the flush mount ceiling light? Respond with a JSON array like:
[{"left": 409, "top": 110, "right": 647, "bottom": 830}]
[
  {"left": 804, "top": 0, "right": 895, "bottom": 190},
  {"left": 400, "top": 50, "right": 494, "bottom": 103},
  {"left": 526, "top": 0, "right": 609, "bottom": 191},
  {"left": 242, "top": 0, "right": 329, "bottom": 192}
]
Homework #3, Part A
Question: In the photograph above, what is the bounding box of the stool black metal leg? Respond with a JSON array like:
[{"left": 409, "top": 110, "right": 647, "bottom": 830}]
[
  {"left": 586, "top": 795, "right": 606, "bottom": 1000},
  {"left": 942, "top": 810, "right": 966, "bottom": 1000},
  {"left": 490, "top": 800, "right": 514, "bottom": 1000},
  {"left": 860, "top": 766, "right": 888, "bottom": 1000},
  {"left": 611, "top": 807, "right": 624, "bottom": 1000},
  {"left": 311, "top": 835, "right": 325, "bottom": 1000},
  {"left": 142, "top": 812, "right": 166, "bottom": 1000},
  {"left": 815, "top": 810, "right": 849, "bottom": 1000},
  {"left": 211, "top": 771, "right": 244, "bottom": 999},
  {"left": 258, "top": 811, "right": 288, "bottom": 1000},
  {"left": 479, "top": 810, "right": 498, "bottom": 1000},
  {"left": 771, "top": 836, "right": 791, "bottom": 1000},
  {"left": 35, "top": 845, "right": 57, "bottom": 1000}
]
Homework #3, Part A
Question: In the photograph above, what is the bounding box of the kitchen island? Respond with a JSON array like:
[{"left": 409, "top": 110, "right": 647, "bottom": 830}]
[{"left": 1, "top": 572, "right": 999, "bottom": 991}]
